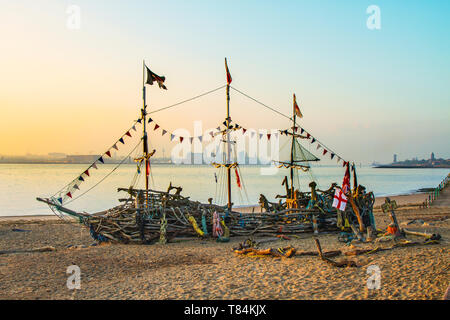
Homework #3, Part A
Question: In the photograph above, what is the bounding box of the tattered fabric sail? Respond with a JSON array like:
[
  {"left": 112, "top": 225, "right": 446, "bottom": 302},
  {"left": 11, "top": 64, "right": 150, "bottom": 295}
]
[{"left": 274, "top": 137, "right": 319, "bottom": 169}]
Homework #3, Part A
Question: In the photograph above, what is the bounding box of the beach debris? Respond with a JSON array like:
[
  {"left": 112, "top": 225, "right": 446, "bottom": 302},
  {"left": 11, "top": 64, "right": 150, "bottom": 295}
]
[
  {"left": 0, "top": 246, "right": 56, "bottom": 255},
  {"left": 67, "top": 245, "right": 88, "bottom": 250},
  {"left": 403, "top": 229, "right": 441, "bottom": 241},
  {"left": 11, "top": 228, "right": 31, "bottom": 232},
  {"left": 234, "top": 246, "right": 296, "bottom": 258},
  {"left": 314, "top": 238, "right": 358, "bottom": 268}
]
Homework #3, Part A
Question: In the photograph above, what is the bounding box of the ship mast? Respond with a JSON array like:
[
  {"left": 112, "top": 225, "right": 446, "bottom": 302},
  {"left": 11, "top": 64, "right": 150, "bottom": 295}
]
[
  {"left": 142, "top": 60, "right": 149, "bottom": 207},
  {"left": 225, "top": 58, "right": 232, "bottom": 213},
  {"left": 290, "top": 110, "right": 296, "bottom": 198}
]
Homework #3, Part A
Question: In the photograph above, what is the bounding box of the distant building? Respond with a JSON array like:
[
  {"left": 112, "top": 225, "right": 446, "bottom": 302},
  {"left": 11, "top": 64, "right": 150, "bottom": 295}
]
[
  {"left": 66, "top": 155, "right": 101, "bottom": 163},
  {"left": 48, "top": 152, "right": 66, "bottom": 159},
  {"left": 393, "top": 154, "right": 397, "bottom": 163},
  {"left": 431, "top": 152, "right": 435, "bottom": 161}
]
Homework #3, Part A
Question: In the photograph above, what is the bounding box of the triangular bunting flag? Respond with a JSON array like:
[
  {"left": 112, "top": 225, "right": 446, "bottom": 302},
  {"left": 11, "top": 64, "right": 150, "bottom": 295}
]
[
  {"left": 267, "top": 134, "right": 271, "bottom": 140},
  {"left": 137, "top": 119, "right": 142, "bottom": 124},
  {"left": 148, "top": 118, "right": 153, "bottom": 123},
  {"left": 132, "top": 125, "right": 136, "bottom": 131},
  {"left": 216, "top": 127, "right": 221, "bottom": 131},
  {"left": 311, "top": 138, "right": 316, "bottom": 144},
  {"left": 98, "top": 156, "right": 104, "bottom": 164},
  {"left": 112, "top": 144, "right": 118, "bottom": 150},
  {"left": 189, "top": 137, "right": 194, "bottom": 144},
  {"left": 57, "top": 197, "right": 63, "bottom": 204},
  {"left": 126, "top": 131, "right": 132, "bottom": 137},
  {"left": 170, "top": 134, "right": 175, "bottom": 141},
  {"left": 198, "top": 136, "right": 203, "bottom": 142},
  {"left": 66, "top": 192, "right": 72, "bottom": 198},
  {"left": 154, "top": 124, "right": 160, "bottom": 130},
  {"left": 119, "top": 137, "right": 125, "bottom": 144},
  {"left": 251, "top": 132, "right": 256, "bottom": 138},
  {"left": 84, "top": 169, "right": 90, "bottom": 177},
  {"left": 343, "top": 161, "right": 347, "bottom": 167},
  {"left": 162, "top": 130, "right": 167, "bottom": 136},
  {"left": 105, "top": 151, "right": 111, "bottom": 158},
  {"left": 330, "top": 153, "right": 335, "bottom": 160},
  {"left": 209, "top": 131, "right": 214, "bottom": 137},
  {"left": 306, "top": 133, "right": 311, "bottom": 139},
  {"left": 91, "top": 163, "right": 97, "bottom": 170},
  {"left": 78, "top": 176, "right": 84, "bottom": 182},
  {"left": 323, "top": 149, "right": 328, "bottom": 156},
  {"left": 300, "top": 128, "right": 304, "bottom": 134},
  {"left": 316, "top": 144, "right": 321, "bottom": 150},
  {"left": 180, "top": 137, "right": 184, "bottom": 143},
  {"left": 73, "top": 184, "right": 79, "bottom": 190}
]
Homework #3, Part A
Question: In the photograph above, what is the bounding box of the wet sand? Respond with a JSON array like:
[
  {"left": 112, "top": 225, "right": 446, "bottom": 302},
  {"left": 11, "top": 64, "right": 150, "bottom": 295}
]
[{"left": 0, "top": 193, "right": 448, "bottom": 300}]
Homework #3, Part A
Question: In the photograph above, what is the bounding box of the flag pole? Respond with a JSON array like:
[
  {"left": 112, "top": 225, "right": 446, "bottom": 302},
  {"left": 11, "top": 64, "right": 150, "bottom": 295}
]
[
  {"left": 290, "top": 100, "right": 296, "bottom": 199},
  {"left": 142, "top": 60, "right": 149, "bottom": 207},
  {"left": 225, "top": 58, "right": 232, "bottom": 214}
]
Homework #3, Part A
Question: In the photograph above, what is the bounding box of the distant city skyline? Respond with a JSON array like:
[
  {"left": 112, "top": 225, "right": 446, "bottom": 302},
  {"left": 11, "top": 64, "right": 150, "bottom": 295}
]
[{"left": 1, "top": 1, "right": 449, "bottom": 163}]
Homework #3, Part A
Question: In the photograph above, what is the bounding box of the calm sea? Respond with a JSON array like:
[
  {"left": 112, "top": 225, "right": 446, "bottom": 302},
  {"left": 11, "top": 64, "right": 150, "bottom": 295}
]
[{"left": 0, "top": 163, "right": 448, "bottom": 216}]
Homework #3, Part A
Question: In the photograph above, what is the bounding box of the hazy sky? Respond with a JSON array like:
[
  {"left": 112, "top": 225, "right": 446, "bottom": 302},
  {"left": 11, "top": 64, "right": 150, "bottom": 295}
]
[{"left": 0, "top": 0, "right": 449, "bottom": 163}]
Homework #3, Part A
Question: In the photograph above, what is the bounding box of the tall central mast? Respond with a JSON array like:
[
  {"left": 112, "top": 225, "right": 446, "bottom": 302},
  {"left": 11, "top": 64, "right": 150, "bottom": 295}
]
[
  {"left": 142, "top": 60, "right": 149, "bottom": 206},
  {"left": 290, "top": 111, "right": 296, "bottom": 197},
  {"left": 225, "top": 58, "right": 232, "bottom": 213}
]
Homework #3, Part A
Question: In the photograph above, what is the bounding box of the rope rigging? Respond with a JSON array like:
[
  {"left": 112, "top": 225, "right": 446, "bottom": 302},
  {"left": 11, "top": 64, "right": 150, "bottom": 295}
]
[
  {"left": 61, "top": 140, "right": 143, "bottom": 206},
  {"left": 47, "top": 82, "right": 348, "bottom": 209},
  {"left": 147, "top": 85, "right": 226, "bottom": 115}
]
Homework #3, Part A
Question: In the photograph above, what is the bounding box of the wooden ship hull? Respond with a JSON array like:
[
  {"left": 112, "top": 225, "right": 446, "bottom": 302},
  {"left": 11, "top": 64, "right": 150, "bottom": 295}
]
[{"left": 37, "top": 59, "right": 376, "bottom": 244}]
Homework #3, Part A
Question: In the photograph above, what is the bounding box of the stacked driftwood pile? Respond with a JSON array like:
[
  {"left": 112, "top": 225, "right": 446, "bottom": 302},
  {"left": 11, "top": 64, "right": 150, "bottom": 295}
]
[
  {"left": 39, "top": 183, "right": 377, "bottom": 244},
  {"left": 70, "top": 184, "right": 339, "bottom": 243}
]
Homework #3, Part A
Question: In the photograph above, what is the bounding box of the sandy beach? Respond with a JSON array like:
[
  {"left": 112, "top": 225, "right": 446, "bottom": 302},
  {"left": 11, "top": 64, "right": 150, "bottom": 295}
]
[{"left": 0, "top": 193, "right": 448, "bottom": 300}]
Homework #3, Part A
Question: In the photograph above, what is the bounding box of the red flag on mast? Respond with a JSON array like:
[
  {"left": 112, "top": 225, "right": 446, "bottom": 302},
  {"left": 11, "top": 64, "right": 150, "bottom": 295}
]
[
  {"left": 293, "top": 94, "right": 303, "bottom": 118},
  {"left": 235, "top": 168, "right": 241, "bottom": 188},
  {"left": 225, "top": 58, "right": 232, "bottom": 85},
  {"left": 342, "top": 164, "right": 351, "bottom": 194}
]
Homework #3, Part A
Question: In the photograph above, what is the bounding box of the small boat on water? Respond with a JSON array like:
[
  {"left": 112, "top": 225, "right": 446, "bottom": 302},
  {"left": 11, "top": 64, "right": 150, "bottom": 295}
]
[{"left": 37, "top": 59, "right": 376, "bottom": 244}]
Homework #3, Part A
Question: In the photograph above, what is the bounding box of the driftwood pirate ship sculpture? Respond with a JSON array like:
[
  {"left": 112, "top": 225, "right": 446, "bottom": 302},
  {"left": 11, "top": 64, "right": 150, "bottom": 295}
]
[{"left": 37, "top": 59, "right": 376, "bottom": 244}]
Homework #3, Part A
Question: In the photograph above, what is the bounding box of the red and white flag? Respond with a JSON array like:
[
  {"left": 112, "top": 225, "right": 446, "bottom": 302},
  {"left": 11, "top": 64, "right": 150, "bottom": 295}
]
[{"left": 332, "top": 188, "right": 347, "bottom": 211}]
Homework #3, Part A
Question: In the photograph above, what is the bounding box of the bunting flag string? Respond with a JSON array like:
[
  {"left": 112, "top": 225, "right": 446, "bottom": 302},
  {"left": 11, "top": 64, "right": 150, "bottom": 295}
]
[
  {"left": 142, "top": 117, "right": 282, "bottom": 145},
  {"left": 296, "top": 125, "right": 348, "bottom": 165},
  {"left": 277, "top": 124, "right": 348, "bottom": 165},
  {"left": 52, "top": 117, "right": 142, "bottom": 205},
  {"left": 142, "top": 115, "right": 346, "bottom": 166}
]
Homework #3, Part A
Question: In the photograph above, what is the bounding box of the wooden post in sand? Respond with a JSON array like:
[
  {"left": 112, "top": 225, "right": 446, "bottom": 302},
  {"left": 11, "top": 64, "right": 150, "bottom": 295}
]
[{"left": 381, "top": 197, "right": 399, "bottom": 229}]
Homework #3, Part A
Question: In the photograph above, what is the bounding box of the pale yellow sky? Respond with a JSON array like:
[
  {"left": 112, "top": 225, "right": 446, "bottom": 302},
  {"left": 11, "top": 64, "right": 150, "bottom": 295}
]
[{"left": 1, "top": 1, "right": 449, "bottom": 164}]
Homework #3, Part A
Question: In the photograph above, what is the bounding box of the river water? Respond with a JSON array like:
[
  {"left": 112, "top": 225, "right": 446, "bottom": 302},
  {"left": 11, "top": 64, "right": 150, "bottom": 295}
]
[{"left": 0, "top": 163, "right": 447, "bottom": 216}]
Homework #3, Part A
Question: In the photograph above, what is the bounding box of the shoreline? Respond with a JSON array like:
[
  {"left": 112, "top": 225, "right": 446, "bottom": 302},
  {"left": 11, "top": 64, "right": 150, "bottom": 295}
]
[{"left": 0, "top": 191, "right": 434, "bottom": 221}]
